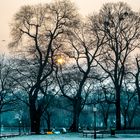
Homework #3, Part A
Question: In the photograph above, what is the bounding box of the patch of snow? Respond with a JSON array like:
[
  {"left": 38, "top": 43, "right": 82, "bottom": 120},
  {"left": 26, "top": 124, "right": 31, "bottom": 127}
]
[{"left": 3, "top": 133, "right": 140, "bottom": 140}]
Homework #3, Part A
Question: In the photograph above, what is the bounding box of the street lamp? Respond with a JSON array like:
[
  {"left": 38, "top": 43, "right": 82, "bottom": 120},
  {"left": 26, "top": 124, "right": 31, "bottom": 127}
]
[
  {"left": 17, "top": 117, "right": 21, "bottom": 135},
  {"left": 15, "top": 113, "right": 22, "bottom": 135},
  {"left": 93, "top": 106, "right": 97, "bottom": 139},
  {"left": 56, "top": 56, "right": 65, "bottom": 72},
  {"left": 57, "top": 58, "right": 64, "bottom": 64}
]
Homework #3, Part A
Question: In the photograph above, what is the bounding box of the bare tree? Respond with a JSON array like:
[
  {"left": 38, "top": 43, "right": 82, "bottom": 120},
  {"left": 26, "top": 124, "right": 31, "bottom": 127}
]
[
  {"left": 119, "top": 74, "right": 137, "bottom": 128},
  {"left": 125, "top": 55, "right": 140, "bottom": 107},
  {"left": 9, "top": 0, "right": 79, "bottom": 134},
  {"left": 131, "top": 56, "right": 140, "bottom": 104},
  {"left": 0, "top": 55, "right": 17, "bottom": 136},
  {"left": 0, "top": 55, "right": 16, "bottom": 114},
  {"left": 55, "top": 17, "right": 107, "bottom": 131},
  {"left": 91, "top": 2, "right": 140, "bottom": 129},
  {"left": 99, "top": 83, "right": 115, "bottom": 128}
]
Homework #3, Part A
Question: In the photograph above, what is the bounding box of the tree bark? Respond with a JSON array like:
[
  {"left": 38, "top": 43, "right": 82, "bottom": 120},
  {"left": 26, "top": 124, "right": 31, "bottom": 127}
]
[
  {"left": 69, "top": 112, "right": 80, "bottom": 132},
  {"left": 69, "top": 98, "right": 81, "bottom": 132},
  {"left": 29, "top": 104, "right": 41, "bottom": 134},
  {"left": 135, "top": 73, "right": 140, "bottom": 103},
  {"left": 30, "top": 108, "right": 41, "bottom": 134},
  {"left": 46, "top": 112, "right": 51, "bottom": 131},
  {"left": 123, "top": 112, "right": 127, "bottom": 129},
  {"left": 104, "top": 116, "right": 108, "bottom": 129},
  {"left": 29, "top": 94, "right": 41, "bottom": 134},
  {"left": 115, "top": 87, "right": 121, "bottom": 130}
]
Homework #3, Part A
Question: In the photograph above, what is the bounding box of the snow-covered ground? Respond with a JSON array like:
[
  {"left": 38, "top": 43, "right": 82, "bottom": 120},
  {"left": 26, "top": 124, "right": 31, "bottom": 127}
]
[{"left": 2, "top": 133, "right": 140, "bottom": 140}]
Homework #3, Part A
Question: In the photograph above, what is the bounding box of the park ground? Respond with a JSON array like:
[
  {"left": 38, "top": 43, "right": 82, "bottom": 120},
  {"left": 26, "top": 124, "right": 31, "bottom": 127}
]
[{"left": 2, "top": 133, "right": 140, "bottom": 140}]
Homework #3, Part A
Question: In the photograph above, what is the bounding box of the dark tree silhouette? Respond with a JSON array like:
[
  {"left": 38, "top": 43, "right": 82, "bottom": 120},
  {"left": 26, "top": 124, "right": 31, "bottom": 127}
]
[
  {"left": 134, "top": 57, "right": 140, "bottom": 104},
  {"left": 9, "top": 0, "right": 79, "bottom": 134},
  {"left": 0, "top": 55, "right": 16, "bottom": 114},
  {"left": 55, "top": 18, "right": 107, "bottom": 131},
  {"left": 90, "top": 2, "right": 140, "bottom": 129}
]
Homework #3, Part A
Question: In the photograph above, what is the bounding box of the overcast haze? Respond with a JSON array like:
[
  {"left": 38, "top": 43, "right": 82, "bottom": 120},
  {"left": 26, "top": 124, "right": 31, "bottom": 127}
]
[{"left": 0, "top": 0, "right": 140, "bottom": 54}]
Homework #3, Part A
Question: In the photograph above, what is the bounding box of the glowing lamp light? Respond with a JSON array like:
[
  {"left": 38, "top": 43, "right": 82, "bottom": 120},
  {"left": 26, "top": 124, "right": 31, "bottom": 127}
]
[
  {"left": 93, "top": 107, "right": 97, "bottom": 112},
  {"left": 57, "top": 58, "right": 64, "bottom": 64}
]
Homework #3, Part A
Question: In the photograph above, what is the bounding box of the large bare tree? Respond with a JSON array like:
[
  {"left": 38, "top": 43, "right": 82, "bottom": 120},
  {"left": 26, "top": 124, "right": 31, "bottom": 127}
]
[
  {"left": 9, "top": 0, "right": 79, "bottom": 134},
  {"left": 55, "top": 18, "right": 106, "bottom": 131},
  {"left": 91, "top": 2, "right": 140, "bottom": 129}
]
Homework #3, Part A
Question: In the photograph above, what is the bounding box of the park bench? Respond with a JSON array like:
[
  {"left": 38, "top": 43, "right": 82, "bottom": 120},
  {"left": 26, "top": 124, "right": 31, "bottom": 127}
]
[
  {"left": 0, "top": 133, "right": 19, "bottom": 138},
  {"left": 83, "top": 130, "right": 109, "bottom": 138}
]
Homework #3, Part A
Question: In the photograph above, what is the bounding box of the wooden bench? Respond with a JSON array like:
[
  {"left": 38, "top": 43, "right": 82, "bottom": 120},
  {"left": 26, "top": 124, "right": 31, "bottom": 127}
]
[{"left": 83, "top": 130, "right": 109, "bottom": 138}]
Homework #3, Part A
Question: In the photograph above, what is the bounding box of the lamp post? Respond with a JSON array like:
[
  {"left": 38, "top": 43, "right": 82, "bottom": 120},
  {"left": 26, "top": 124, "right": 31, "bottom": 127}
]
[
  {"left": 93, "top": 106, "right": 97, "bottom": 139},
  {"left": 15, "top": 113, "right": 22, "bottom": 135},
  {"left": 19, "top": 120, "right": 22, "bottom": 135}
]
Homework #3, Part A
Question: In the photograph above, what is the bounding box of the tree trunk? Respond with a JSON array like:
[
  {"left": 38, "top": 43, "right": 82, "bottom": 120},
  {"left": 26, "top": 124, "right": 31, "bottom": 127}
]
[
  {"left": 135, "top": 73, "right": 140, "bottom": 104},
  {"left": 30, "top": 110, "right": 41, "bottom": 134},
  {"left": 128, "top": 119, "right": 133, "bottom": 128},
  {"left": 69, "top": 111, "right": 80, "bottom": 132},
  {"left": 47, "top": 113, "right": 51, "bottom": 131},
  {"left": 29, "top": 100, "right": 41, "bottom": 134},
  {"left": 123, "top": 113, "right": 127, "bottom": 129},
  {"left": 104, "top": 116, "right": 108, "bottom": 129},
  {"left": 69, "top": 98, "right": 81, "bottom": 132},
  {"left": 116, "top": 88, "right": 121, "bottom": 130}
]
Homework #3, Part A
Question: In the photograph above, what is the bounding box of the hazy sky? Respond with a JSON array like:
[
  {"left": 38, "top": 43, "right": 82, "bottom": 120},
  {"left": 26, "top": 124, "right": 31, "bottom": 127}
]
[{"left": 0, "top": 0, "right": 140, "bottom": 53}]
